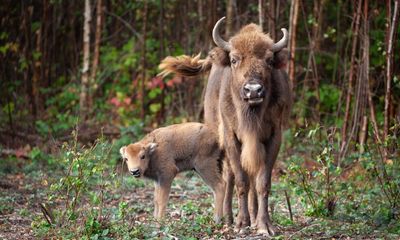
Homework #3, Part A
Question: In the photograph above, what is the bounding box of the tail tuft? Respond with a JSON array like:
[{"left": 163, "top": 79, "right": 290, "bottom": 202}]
[{"left": 158, "top": 53, "right": 211, "bottom": 77}]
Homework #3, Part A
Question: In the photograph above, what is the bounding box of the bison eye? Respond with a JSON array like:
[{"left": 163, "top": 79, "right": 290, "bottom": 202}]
[
  {"left": 123, "top": 157, "right": 128, "bottom": 162},
  {"left": 231, "top": 58, "right": 237, "bottom": 65},
  {"left": 140, "top": 154, "right": 145, "bottom": 160}
]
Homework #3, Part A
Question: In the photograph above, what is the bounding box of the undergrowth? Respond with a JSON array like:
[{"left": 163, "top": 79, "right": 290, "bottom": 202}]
[{"left": 24, "top": 125, "right": 400, "bottom": 239}]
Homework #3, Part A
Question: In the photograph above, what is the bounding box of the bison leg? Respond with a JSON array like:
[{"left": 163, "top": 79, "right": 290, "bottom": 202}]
[
  {"left": 256, "top": 133, "right": 281, "bottom": 235},
  {"left": 223, "top": 166, "right": 234, "bottom": 224},
  {"left": 153, "top": 178, "right": 173, "bottom": 219},
  {"left": 233, "top": 168, "right": 250, "bottom": 231},
  {"left": 195, "top": 163, "right": 225, "bottom": 223},
  {"left": 224, "top": 134, "right": 250, "bottom": 230},
  {"left": 248, "top": 181, "right": 258, "bottom": 228}
]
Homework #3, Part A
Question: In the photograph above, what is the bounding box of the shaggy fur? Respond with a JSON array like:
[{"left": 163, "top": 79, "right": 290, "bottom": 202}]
[{"left": 159, "top": 22, "right": 292, "bottom": 235}]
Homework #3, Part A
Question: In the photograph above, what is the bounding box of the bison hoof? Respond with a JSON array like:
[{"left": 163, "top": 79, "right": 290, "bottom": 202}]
[
  {"left": 251, "top": 222, "right": 257, "bottom": 228},
  {"left": 224, "top": 216, "right": 234, "bottom": 225},
  {"left": 234, "top": 215, "right": 250, "bottom": 232},
  {"left": 214, "top": 215, "right": 222, "bottom": 224},
  {"left": 257, "top": 223, "right": 278, "bottom": 236},
  {"left": 234, "top": 226, "right": 251, "bottom": 234}
]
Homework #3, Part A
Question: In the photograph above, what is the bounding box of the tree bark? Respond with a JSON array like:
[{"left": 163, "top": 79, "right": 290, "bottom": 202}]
[
  {"left": 288, "top": 0, "right": 299, "bottom": 90},
  {"left": 267, "top": 0, "right": 276, "bottom": 38},
  {"left": 340, "top": 0, "right": 362, "bottom": 159},
  {"left": 258, "top": 0, "right": 264, "bottom": 31},
  {"left": 80, "top": 0, "right": 92, "bottom": 120},
  {"left": 359, "top": 0, "right": 370, "bottom": 155},
  {"left": 226, "top": 0, "right": 234, "bottom": 37},
  {"left": 342, "top": 0, "right": 369, "bottom": 161},
  {"left": 384, "top": 0, "right": 399, "bottom": 161},
  {"left": 140, "top": 1, "right": 148, "bottom": 119},
  {"left": 90, "top": 0, "right": 103, "bottom": 108},
  {"left": 159, "top": 0, "right": 165, "bottom": 123}
]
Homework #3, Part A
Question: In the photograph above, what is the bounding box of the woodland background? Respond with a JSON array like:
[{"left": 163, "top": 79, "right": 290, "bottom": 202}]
[{"left": 0, "top": 0, "right": 399, "bottom": 239}]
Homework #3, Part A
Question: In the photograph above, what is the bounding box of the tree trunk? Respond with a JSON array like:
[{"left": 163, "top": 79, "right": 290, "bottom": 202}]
[
  {"left": 267, "top": 0, "right": 276, "bottom": 38},
  {"left": 340, "top": 0, "right": 362, "bottom": 159},
  {"left": 80, "top": 0, "right": 92, "bottom": 120},
  {"left": 342, "top": 0, "right": 369, "bottom": 161},
  {"left": 359, "top": 0, "right": 370, "bottom": 155},
  {"left": 22, "top": 4, "right": 35, "bottom": 118},
  {"left": 258, "top": 0, "right": 264, "bottom": 31},
  {"left": 288, "top": 0, "right": 299, "bottom": 90},
  {"left": 159, "top": 0, "right": 165, "bottom": 123},
  {"left": 140, "top": 1, "right": 148, "bottom": 119},
  {"left": 226, "top": 0, "right": 234, "bottom": 37},
  {"left": 90, "top": 0, "right": 103, "bottom": 108},
  {"left": 384, "top": 0, "right": 399, "bottom": 161}
]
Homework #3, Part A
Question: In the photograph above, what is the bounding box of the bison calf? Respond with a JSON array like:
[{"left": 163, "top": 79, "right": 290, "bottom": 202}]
[{"left": 120, "top": 122, "right": 226, "bottom": 222}]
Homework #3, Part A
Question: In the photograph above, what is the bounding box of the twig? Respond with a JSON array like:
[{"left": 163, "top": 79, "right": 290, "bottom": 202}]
[
  {"left": 39, "top": 203, "right": 54, "bottom": 225},
  {"left": 284, "top": 190, "right": 294, "bottom": 221},
  {"left": 103, "top": 10, "right": 143, "bottom": 43},
  {"left": 288, "top": 223, "right": 320, "bottom": 239}
]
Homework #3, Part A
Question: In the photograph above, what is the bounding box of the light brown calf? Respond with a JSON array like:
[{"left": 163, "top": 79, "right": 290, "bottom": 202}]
[{"left": 120, "top": 122, "right": 226, "bottom": 222}]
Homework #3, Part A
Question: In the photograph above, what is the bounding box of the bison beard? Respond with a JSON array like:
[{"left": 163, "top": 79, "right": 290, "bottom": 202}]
[{"left": 159, "top": 17, "right": 292, "bottom": 235}]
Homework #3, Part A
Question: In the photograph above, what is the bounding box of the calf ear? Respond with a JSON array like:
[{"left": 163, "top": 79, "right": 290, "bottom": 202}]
[
  {"left": 146, "top": 143, "right": 158, "bottom": 155},
  {"left": 119, "top": 146, "right": 126, "bottom": 157},
  {"left": 273, "top": 48, "right": 288, "bottom": 69}
]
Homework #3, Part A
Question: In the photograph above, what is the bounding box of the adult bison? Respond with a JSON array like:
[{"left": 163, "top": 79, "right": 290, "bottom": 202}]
[{"left": 159, "top": 17, "right": 292, "bottom": 235}]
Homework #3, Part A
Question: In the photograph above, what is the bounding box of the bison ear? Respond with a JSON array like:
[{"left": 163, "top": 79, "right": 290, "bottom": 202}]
[
  {"left": 145, "top": 142, "right": 158, "bottom": 155},
  {"left": 209, "top": 47, "right": 230, "bottom": 66},
  {"left": 119, "top": 146, "right": 126, "bottom": 157},
  {"left": 273, "top": 48, "right": 288, "bottom": 69}
]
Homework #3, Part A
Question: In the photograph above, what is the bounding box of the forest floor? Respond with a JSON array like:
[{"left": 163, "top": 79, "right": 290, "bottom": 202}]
[
  {"left": 0, "top": 128, "right": 399, "bottom": 239},
  {"left": 1, "top": 159, "right": 398, "bottom": 240}
]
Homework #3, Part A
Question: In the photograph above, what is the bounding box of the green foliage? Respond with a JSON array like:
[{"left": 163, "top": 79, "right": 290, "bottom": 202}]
[
  {"left": 281, "top": 124, "right": 400, "bottom": 236},
  {"left": 283, "top": 125, "right": 341, "bottom": 217},
  {"left": 32, "top": 132, "right": 116, "bottom": 238}
]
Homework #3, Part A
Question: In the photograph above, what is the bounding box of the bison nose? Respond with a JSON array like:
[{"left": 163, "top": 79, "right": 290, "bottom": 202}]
[
  {"left": 130, "top": 169, "right": 141, "bottom": 177},
  {"left": 243, "top": 83, "right": 264, "bottom": 99}
]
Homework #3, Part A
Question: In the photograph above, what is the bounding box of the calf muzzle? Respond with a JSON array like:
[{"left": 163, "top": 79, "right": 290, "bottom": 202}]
[{"left": 130, "top": 169, "right": 141, "bottom": 178}]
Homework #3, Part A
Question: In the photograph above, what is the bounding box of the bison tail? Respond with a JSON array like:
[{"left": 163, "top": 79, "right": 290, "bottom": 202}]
[{"left": 158, "top": 53, "right": 211, "bottom": 77}]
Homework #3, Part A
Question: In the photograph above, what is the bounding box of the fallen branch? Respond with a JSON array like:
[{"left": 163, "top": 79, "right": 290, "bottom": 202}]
[{"left": 0, "top": 149, "right": 29, "bottom": 159}]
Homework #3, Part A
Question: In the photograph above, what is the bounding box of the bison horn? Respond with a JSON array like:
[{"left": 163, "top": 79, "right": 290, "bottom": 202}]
[
  {"left": 271, "top": 28, "right": 288, "bottom": 52},
  {"left": 212, "top": 17, "right": 231, "bottom": 52}
]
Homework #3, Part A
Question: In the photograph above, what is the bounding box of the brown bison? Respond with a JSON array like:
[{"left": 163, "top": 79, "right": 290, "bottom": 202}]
[
  {"left": 159, "top": 17, "right": 292, "bottom": 235},
  {"left": 119, "top": 122, "right": 226, "bottom": 223}
]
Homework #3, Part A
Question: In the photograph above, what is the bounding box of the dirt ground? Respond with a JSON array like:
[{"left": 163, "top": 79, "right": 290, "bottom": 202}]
[{"left": 0, "top": 170, "right": 381, "bottom": 240}]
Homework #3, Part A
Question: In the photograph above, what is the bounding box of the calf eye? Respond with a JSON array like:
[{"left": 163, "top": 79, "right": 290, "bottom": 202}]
[{"left": 140, "top": 154, "right": 145, "bottom": 160}]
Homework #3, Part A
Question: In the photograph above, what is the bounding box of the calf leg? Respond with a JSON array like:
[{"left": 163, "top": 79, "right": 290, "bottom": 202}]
[
  {"left": 153, "top": 182, "right": 159, "bottom": 218},
  {"left": 196, "top": 162, "right": 225, "bottom": 223},
  {"left": 153, "top": 179, "right": 173, "bottom": 219}
]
